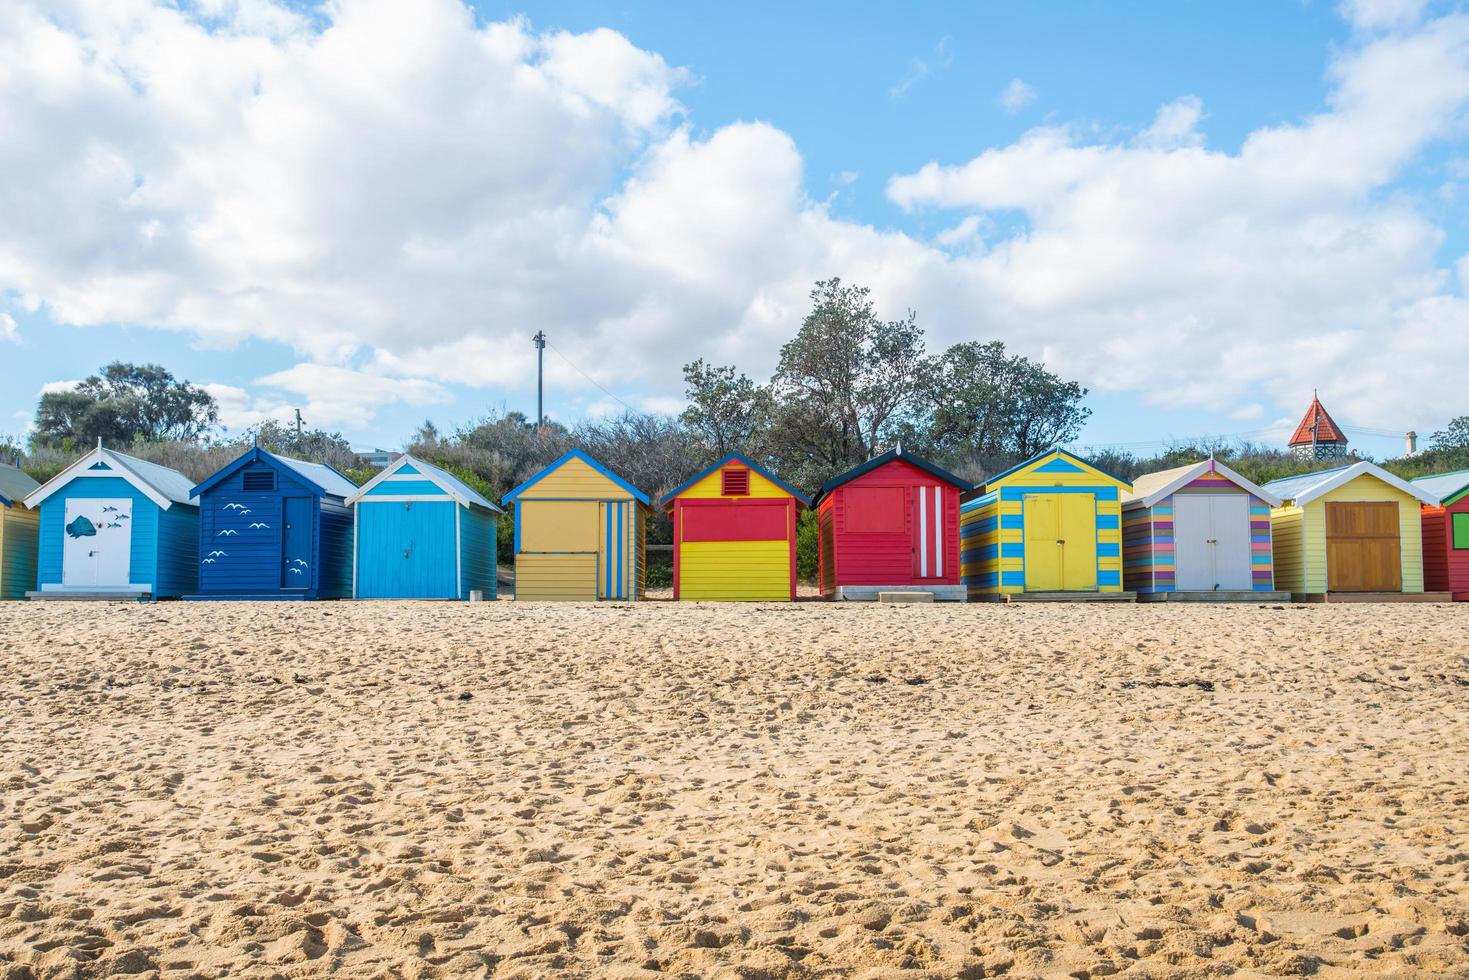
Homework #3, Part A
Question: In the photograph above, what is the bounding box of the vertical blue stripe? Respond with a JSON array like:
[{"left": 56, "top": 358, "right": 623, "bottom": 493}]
[
  {"left": 604, "top": 504, "right": 612, "bottom": 597},
  {"left": 616, "top": 502, "right": 624, "bottom": 598},
  {"left": 513, "top": 501, "right": 520, "bottom": 554}
]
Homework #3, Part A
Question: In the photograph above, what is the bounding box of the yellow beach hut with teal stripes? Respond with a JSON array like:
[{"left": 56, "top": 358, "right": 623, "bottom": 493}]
[
  {"left": 0, "top": 462, "right": 41, "bottom": 600},
  {"left": 960, "top": 449, "right": 1132, "bottom": 600},
  {"left": 502, "top": 449, "right": 650, "bottom": 601}
]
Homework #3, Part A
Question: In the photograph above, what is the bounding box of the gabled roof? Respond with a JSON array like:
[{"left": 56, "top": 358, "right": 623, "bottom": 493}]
[
  {"left": 810, "top": 447, "right": 972, "bottom": 508},
  {"left": 978, "top": 448, "right": 1132, "bottom": 493},
  {"left": 1288, "top": 394, "right": 1349, "bottom": 447},
  {"left": 1262, "top": 461, "right": 1440, "bottom": 507},
  {"left": 660, "top": 451, "right": 811, "bottom": 508},
  {"left": 346, "top": 453, "right": 501, "bottom": 511},
  {"left": 0, "top": 462, "right": 40, "bottom": 508},
  {"left": 501, "top": 448, "right": 650, "bottom": 505},
  {"left": 24, "top": 445, "right": 196, "bottom": 511},
  {"left": 1410, "top": 469, "right": 1469, "bottom": 508},
  {"left": 1123, "top": 458, "right": 1282, "bottom": 509},
  {"left": 190, "top": 446, "right": 359, "bottom": 501}
]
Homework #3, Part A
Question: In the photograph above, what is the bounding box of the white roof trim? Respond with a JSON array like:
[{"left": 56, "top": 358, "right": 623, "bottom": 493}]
[
  {"left": 24, "top": 447, "right": 175, "bottom": 511},
  {"left": 345, "top": 453, "right": 492, "bottom": 509},
  {"left": 1284, "top": 461, "right": 1441, "bottom": 507},
  {"left": 1126, "top": 459, "right": 1282, "bottom": 509}
]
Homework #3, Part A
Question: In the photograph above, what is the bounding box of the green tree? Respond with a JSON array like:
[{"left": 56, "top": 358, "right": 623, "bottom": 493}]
[
  {"left": 767, "top": 278, "right": 928, "bottom": 488},
  {"left": 680, "top": 359, "right": 771, "bottom": 457},
  {"left": 922, "top": 341, "right": 1091, "bottom": 462},
  {"left": 33, "top": 362, "right": 219, "bottom": 447},
  {"left": 1429, "top": 416, "right": 1469, "bottom": 450},
  {"left": 236, "top": 419, "right": 359, "bottom": 471}
]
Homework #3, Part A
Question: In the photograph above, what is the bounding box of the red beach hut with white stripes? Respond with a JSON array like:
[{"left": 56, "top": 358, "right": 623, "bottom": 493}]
[{"left": 811, "top": 447, "right": 970, "bottom": 601}]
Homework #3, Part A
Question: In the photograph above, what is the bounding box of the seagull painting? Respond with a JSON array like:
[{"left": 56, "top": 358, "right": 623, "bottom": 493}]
[
  {"left": 208, "top": 550, "right": 228, "bottom": 557},
  {"left": 223, "top": 503, "right": 247, "bottom": 511},
  {"left": 217, "top": 529, "right": 238, "bottom": 536},
  {"left": 202, "top": 558, "right": 216, "bottom": 564},
  {"left": 289, "top": 567, "right": 304, "bottom": 575},
  {"left": 249, "top": 522, "right": 270, "bottom": 529}
]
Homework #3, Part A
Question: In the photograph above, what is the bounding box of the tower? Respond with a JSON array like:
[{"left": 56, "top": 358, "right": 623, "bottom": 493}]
[{"left": 1287, "top": 391, "right": 1349, "bottom": 461}]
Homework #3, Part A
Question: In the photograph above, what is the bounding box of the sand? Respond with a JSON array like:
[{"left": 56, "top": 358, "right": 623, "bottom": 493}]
[{"left": 0, "top": 600, "right": 1466, "bottom": 978}]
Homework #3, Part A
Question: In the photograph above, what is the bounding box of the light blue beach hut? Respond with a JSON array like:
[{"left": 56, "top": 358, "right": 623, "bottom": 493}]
[
  {"left": 23, "top": 443, "right": 198, "bottom": 600},
  {"left": 346, "top": 454, "right": 502, "bottom": 599}
]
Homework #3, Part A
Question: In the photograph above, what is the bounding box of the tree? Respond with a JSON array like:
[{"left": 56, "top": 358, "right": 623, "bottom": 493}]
[
  {"left": 32, "top": 362, "right": 218, "bottom": 447},
  {"left": 922, "top": 341, "right": 1091, "bottom": 462},
  {"left": 1430, "top": 417, "right": 1469, "bottom": 450},
  {"left": 235, "top": 419, "right": 358, "bottom": 472},
  {"left": 680, "top": 359, "right": 772, "bottom": 457},
  {"left": 767, "top": 278, "right": 928, "bottom": 487}
]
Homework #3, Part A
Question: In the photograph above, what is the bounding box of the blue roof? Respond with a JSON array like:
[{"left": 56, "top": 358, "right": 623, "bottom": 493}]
[
  {"left": 811, "top": 448, "right": 972, "bottom": 508},
  {"left": 191, "top": 446, "right": 359, "bottom": 500},
  {"left": 659, "top": 451, "right": 811, "bottom": 508},
  {"left": 1410, "top": 469, "right": 1469, "bottom": 505},
  {"left": 979, "top": 448, "right": 1132, "bottom": 492},
  {"left": 500, "top": 448, "right": 650, "bottom": 505}
]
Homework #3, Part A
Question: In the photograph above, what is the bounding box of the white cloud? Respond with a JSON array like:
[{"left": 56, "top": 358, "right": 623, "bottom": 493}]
[
  {"left": 39, "top": 379, "right": 81, "bottom": 395},
  {"left": 997, "top": 78, "right": 1037, "bottom": 114},
  {"left": 1341, "top": 0, "right": 1430, "bottom": 31},
  {"left": 891, "top": 37, "right": 953, "bottom": 100},
  {"left": 0, "top": 313, "right": 15, "bottom": 342},
  {"left": 0, "top": 0, "right": 1467, "bottom": 439}
]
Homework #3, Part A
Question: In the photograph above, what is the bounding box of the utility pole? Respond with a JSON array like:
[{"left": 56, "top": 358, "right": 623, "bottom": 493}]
[
  {"left": 294, "top": 408, "right": 304, "bottom": 438},
  {"left": 532, "top": 331, "right": 547, "bottom": 429}
]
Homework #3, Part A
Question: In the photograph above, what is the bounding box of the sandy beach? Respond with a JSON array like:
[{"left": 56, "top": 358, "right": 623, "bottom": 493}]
[{"left": 1, "top": 600, "right": 1466, "bottom": 977}]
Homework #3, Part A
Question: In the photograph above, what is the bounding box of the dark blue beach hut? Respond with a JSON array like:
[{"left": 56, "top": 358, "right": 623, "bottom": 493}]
[
  {"left": 23, "top": 443, "right": 198, "bottom": 600},
  {"left": 346, "top": 454, "right": 502, "bottom": 599},
  {"left": 187, "top": 447, "right": 356, "bottom": 600}
]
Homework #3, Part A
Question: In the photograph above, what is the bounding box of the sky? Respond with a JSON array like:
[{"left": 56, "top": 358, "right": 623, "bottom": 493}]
[{"left": 2, "top": 0, "right": 1467, "bottom": 460}]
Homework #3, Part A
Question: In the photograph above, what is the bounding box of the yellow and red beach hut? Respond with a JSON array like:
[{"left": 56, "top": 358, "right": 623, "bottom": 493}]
[{"left": 661, "top": 452, "right": 809, "bottom": 601}]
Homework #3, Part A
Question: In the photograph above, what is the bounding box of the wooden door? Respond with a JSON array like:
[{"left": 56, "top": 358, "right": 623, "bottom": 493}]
[
  {"left": 280, "top": 497, "right": 314, "bottom": 589},
  {"left": 1058, "top": 494, "right": 1097, "bottom": 591},
  {"left": 1326, "top": 501, "right": 1401, "bottom": 592},
  {"left": 1175, "top": 495, "right": 1252, "bottom": 591},
  {"left": 1023, "top": 494, "right": 1061, "bottom": 591},
  {"left": 913, "top": 485, "right": 944, "bottom": 579}
]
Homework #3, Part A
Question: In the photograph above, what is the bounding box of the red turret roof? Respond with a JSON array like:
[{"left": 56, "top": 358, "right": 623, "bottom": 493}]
[{"left": 1288, "top": 394, "right": 1348, "bottom": 447}]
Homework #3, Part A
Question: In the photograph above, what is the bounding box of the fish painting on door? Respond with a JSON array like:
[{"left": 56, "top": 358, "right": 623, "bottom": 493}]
[{"left": 62, "top": 498, "right": 132, "bottom": 588}]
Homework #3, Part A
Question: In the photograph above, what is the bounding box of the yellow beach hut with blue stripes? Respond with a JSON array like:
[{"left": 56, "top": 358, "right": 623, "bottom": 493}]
[
  {"left": 502, "top": 449, "right": 650, "bottom": 601},
  {"left": 960, "top": 449, "right": 1132, "bottom": 600}
]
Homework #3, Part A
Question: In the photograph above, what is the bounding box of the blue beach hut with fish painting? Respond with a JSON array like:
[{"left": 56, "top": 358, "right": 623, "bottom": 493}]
[
  {"left": 23, "top": 442, "right": 199, "bottom": 600},
  {"left": 187, "top": 447, "right": 356, "bottom": 600}
]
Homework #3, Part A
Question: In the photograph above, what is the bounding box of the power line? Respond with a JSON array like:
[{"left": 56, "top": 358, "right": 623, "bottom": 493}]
[{"left": 544, "top": 339, "right": 639, "bottom": 416}]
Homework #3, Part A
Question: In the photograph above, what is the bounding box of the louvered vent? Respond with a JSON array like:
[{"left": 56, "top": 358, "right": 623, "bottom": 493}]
[
  {"left": 243, "top": 469, "right": 275, "bottom": 492},
  {"left": 721, "top": 468, "right": 750, "bottom": 496}
]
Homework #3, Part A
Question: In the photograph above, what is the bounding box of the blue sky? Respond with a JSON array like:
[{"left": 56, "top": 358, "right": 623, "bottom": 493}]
[{"left": 3, "top": 0, "right": 1467, "bottom": 460}]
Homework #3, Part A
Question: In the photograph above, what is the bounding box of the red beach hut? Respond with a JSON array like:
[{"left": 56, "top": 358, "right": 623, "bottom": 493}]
[
  {"left": 1411, "top": 470, "right": 1469, "bottom": 600},
  {"left": 811, "top": 447, "right": 971, "bottom": 601}
]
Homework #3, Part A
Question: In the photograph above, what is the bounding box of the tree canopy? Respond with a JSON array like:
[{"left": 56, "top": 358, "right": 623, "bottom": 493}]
[{"left": 33, "top": 362, "right": 218, "bottom": 448}]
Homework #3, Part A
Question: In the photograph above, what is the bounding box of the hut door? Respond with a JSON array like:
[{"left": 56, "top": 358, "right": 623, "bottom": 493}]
[
  {"left": 912, "top": 486, "right": 945, "bottom": 579},
  {"left": 63, "top": 498, "right": 131, "bottom": 588},
  {"left": 1023, "top": 493, "right": 1096, "bottom": 591},
  {"left": 281, "top": 497, "right": 314, "bottom": 589},
  {"left": 1174, "top": 495, "right": 1252, "bottom": 591},
  {"left": 1326, "top": 502, "right": 1401, "bottom": 592},
  {"left": 598, "top": 501, "right": 628, "bottom": 599}
]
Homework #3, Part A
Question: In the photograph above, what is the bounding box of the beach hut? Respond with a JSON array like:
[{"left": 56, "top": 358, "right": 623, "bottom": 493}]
[
  {"left": 1409, "top": 470, "right": 1469, "bottom": 601},
  {"left": 1121, "top": 458, "right": 1288, "bottom": 600},
  {"left": 187, "top": 447, "right": 356, "bottom": 600},
  {"left": 662, "top": 452, "right": 809, "bottom": 601},
  {"left": 1262, "top": 462, "right": 1443, "bottom": 601},
  {"left": 502, "top": 449, "right": 650, "bottom": 601},
  {"left": 810, "top": 447, "right": 970, "bottom": 601},
  {"left": 23, "top": 444, "right": 198, "bottom": 600},
  {"left": 347, "top": 454, "right": 502, "bottom": 599},
  {"left": 959, "top": 448, "right": 1132, "bottom": 601},
  {"left": 0, "top": 462, "right": 41, "bottom": 600}
]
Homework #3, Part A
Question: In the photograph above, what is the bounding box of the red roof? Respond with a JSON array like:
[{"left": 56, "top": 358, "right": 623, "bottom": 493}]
[{"left": 1288, "top": 395, "right": 1348, "bottom": 447}]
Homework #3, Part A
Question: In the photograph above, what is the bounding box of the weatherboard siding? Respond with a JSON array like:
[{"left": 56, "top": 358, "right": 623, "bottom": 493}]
[
  {"left": 153, "top": 501, "right": 200, "bottom": 598},
  {"left": 460, "top": 506, "right": 497, "bottom": 599},
  {"left": 817, "top": 459, "right": 962, "bottom": 595},
  {"left": 511, "top": 454, "right": 646, "bottom": 601},
  {"left": 1271, "top": 476, "right": 1424, "bottom": 594},
  {"left": 1, "top": 506, "right": 40, "bottom": 599},
  {"left": 318, "top": 497, "right": 354, "bottom": 599}
]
